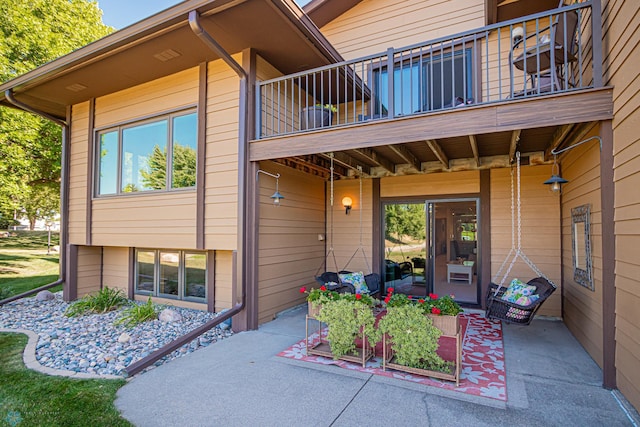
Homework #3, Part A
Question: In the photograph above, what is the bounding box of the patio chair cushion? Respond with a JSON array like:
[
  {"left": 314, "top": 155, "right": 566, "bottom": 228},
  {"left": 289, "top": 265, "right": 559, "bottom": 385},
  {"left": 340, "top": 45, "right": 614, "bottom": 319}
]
[
  {"left": 339, "top": 271, "right": 368, "bottom": 294},
  {"left": 501, "top": 278, "right": 539, "bottom": 305}
]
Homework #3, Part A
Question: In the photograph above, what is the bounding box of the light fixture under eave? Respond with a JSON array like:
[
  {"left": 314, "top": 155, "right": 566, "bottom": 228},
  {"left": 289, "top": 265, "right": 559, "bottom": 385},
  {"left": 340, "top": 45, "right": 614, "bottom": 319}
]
[
  {"left": 257, "top": 169, "right": 284, "bottom": 207},
  {"left": 543, "top": 135, "right": 602, "bottom": 194},
  {"left": 342, "top": 196, "right": 352, "bottom": 215}
]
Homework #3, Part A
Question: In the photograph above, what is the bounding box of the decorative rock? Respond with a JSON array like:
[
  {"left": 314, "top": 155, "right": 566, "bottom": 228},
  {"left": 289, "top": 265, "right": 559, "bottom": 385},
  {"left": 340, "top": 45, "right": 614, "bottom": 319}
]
[
  {"left": 159, "top": 308, "right": 183, "bottom": 323},
  {"left": 117, "top": 333, "right": 131, "bottom": 343},
  {"left": 36, "top": 290, "right": 55, "bottom": 301}
]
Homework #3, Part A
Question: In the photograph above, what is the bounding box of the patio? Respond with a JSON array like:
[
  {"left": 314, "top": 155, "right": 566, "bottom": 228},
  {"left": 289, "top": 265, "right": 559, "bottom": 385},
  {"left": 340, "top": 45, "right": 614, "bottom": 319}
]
[{"left": 116, "top": 304, "right": 639, "bottom": 426}]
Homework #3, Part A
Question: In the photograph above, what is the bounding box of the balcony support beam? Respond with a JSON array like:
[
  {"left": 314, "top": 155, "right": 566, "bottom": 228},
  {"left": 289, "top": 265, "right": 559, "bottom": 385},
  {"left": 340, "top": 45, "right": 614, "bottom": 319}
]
[
  {"left": 319, "top": 152, "right": 370, "bottom": 176},
  {"left": 545, "top": 124, "right": 574, "bottom": 161},
  {"left": 468, "top": 135, "right": 480, "bottom": 167},
  {"left": 509, "top": 129, "right": 521, "bottom": 163},
  {"left": 425, "top": 139, "right": 449, "bottom": 169},
  {"left": 388, "top": 144, "right": 421, "bottom": 171},
  {"left": 353, "top": 148, "right": 395, "bottom": 173}
]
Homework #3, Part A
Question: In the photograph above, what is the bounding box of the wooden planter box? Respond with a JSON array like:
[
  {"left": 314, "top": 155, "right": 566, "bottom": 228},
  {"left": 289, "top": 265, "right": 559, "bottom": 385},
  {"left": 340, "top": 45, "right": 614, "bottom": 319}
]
[
  {"left": 427, "top": 314, "right": 460, "bottom": 336},
  {"left": 382, "top": 333, "right": 462, "bottom": 386},
  {"left": 307, "top": 301, "right": 321, "bottom": 318}
]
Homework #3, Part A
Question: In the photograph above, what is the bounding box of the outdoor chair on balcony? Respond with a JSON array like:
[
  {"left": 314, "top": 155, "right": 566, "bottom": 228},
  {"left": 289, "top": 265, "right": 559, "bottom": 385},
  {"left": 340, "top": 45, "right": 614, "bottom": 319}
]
[{"left": 509, "top": 1, "right": 579, "bottom": 96}]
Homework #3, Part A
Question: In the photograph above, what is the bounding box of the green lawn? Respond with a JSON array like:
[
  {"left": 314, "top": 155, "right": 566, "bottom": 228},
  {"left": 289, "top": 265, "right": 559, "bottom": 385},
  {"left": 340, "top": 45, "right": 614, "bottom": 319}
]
[
  {"left": 0, "top": 333, "right": 131, "bottom": 427},
  {"left": 0, "top": 231, "right": 60, "bottom": 298}
]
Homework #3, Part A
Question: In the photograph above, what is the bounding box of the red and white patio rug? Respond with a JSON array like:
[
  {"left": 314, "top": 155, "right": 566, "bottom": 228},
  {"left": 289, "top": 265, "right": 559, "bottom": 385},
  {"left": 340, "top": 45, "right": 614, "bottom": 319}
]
[{"left": 277, "top": 313, "right": 506, "bottom": 401}]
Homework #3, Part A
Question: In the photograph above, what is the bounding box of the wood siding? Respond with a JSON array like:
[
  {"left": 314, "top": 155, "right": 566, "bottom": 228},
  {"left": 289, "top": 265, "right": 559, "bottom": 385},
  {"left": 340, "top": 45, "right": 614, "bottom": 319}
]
[
  {"left": 320, "top": 0, "right": 485, "bottom": 60},
  {"left": 603, "top": 0, "right": 640, "bottom": 410},
  {"left": 380, "top": 171, "right": 480, "bottom": 197},
  {"left": 76, "top": 246, "right": 102, "bottom": 298},
  {"left": 90, "top": 67, "right": 199, "bottom": 247},
  {"left": 490, "top": 165, "right": 561, "bottom": 317},
  {"left": 214, "top": 250, "right": 234, "bottom": 313},
  {"left": 257, "top": 162, "right": 326, "bottom": 324},
  {"left": 102, "top": 246, "right": 129, "bottom": 292},
  {"left": 68, "top": 102, "right": 90, "bottom": 245},
  {"left": 561, "top": 126, "right": 604, "bottom": 368},
  {"left": 203, "top": 56, "right": 242, "bottom": 250}
]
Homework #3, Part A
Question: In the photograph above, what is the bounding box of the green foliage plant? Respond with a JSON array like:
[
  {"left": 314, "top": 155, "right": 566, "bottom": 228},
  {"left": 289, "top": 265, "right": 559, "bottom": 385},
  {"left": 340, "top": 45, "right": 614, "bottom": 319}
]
[
  {"left": 383, "top": 288, "right": 462, "bottom": 316},
  {"left": 378, "top": 303, "right": 452, "bottom": 373},
  {"left": 314, "top": 103, "right": 337, "bottom": 113},
  {"left": 65, "top": 287, "right": 129, "bottom": 317},
  {"left": 114, "top": 297, "right": 159, "bottom": 328},
  {"left": 315, "top": 298, "right": 380, "bottom": 360},
  {"left": 300, "top": 285, "right": 339, "bottom": 308}
]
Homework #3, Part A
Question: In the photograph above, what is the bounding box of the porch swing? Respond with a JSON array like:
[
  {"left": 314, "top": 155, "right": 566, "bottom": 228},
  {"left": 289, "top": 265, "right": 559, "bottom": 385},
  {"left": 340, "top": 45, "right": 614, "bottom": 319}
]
[
  {"left": 485, "top": 152, "right": 557, "bottom": 325},
  {"left": 314, "top": 154, "right": 381, "bottom": 296}
]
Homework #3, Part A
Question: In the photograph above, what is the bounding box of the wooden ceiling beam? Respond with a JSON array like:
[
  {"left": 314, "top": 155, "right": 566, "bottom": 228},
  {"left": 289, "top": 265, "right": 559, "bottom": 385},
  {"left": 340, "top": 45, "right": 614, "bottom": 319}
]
[
  {"left": 546, "top": 122, "right": 596, "bottom": 160},
  {"left": 352, "top": 148, "right": 395, "bottom": 173},
  {"left": 468, "top": 135, "right": 480, "bottom": 167},
  {"left": 425, "top": 139, "right": 449, "bottom": 169},
  {"left": 509, "top": 129, "right": 521, "bottom": 163},
  {"left": 319, "top": 152, "right": 371, "bottom": 176},
  {"left": 544, "top": 124, "right": 574, "bottom": 160},
  {"left": 387, "top": 144, "right": 421, "bottom": 171}
]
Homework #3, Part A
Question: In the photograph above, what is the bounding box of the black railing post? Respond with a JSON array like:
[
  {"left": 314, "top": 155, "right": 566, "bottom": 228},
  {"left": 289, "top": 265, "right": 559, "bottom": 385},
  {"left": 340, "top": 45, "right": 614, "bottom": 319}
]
[
  {"left": 590, "top": 0, "right": 603, "bottom": 87},
  {"left": 386, "top": 48, "right": 395, "bottom": 118}
]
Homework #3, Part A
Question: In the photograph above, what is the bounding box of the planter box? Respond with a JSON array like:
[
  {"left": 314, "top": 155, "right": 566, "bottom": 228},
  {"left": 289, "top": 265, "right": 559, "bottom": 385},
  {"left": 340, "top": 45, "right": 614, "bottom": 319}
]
[
  {"left": 307, "top": 341, "right": 373, "bottom": 368},
  {"left": 308, "top": 301, "right": 321, "bottom": 319},
  {"left": 427, "top": 314, "right": 460, "bottom": 336},
  {"left": 300, "top": 106, "right": 333, "bottom": 130}
]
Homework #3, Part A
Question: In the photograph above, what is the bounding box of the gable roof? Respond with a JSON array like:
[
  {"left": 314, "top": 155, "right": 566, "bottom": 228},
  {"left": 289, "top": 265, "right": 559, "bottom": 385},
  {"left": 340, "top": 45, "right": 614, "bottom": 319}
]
[{"left": 0, "top": 0, "right": 343, "bottom": 120}]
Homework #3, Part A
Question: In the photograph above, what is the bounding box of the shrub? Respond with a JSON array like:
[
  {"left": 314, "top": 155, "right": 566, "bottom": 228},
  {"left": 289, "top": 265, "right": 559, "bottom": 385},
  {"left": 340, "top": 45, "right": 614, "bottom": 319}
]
[
  {"left": 65, "top": 287, "right": 129, "bottom": 317},
  {"left": 114, "top": 297, "right": 159, "bottom": 328}
]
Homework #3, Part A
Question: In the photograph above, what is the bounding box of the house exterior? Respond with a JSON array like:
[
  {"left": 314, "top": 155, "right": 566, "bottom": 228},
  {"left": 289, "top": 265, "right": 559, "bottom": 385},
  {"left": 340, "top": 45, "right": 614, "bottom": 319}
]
[{"left": 0, "top": 0, "right": 638, "bottom": 412}]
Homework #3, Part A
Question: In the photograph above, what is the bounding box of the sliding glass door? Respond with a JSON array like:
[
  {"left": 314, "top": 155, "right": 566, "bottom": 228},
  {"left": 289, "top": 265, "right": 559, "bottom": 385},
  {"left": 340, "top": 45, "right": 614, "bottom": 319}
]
[{"left": 383, "top": 198, "right": 480, "bottom": 305}]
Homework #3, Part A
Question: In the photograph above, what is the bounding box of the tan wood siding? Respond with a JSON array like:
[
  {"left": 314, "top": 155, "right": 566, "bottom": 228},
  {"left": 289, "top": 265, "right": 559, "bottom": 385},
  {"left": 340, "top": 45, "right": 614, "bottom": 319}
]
[
  {"left": 102, "top": 246, "right": 129, "bottom": 292},
  {"left": 91, "top": 192, "right": 197, "bottom": 248},
  {"left": 320, "top": 0, "right": 485, "bottom": 60},
  {"left": 560, "top": 126, "right": 604, "bottom": 368},
  {"left": 94, "top": 68, "right": 199, "bottom": 128},
  {"left": 257, "top": 162, "right": 326, "bottom": 324},
  {"left": 68, "top": 102, "right": 90, "bottom": 245},
  {"left": 214, "top": 250, "right": 234, "bottom": 312},
  {"left": 603, "top": 0, "right": 640, "bottom": 411},
  {"left": 76, "top": 246, "right": 102, "bottom": 298},
  {"left": 381, "top": 171, "right": 480, "bottom": 197},
  {"left": 490, "top": 166, "right": 561, "bottom": 317},
  {"left": 204, "top": 56, "right": 242, "bottom": 250}
]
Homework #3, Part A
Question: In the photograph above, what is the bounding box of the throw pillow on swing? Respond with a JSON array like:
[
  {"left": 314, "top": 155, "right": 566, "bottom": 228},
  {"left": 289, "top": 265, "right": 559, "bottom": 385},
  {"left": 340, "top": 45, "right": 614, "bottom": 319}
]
[
  {"left": 338, "top": 271, "right": 369, "bottom": 294},
  {"left": 501, "top": 278, "right": 540, "bottom": 306}
]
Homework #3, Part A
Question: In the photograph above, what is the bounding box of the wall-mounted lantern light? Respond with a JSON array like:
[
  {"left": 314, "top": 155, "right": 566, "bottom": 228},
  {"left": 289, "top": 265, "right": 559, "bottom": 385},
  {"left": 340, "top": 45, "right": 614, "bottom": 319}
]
[
  {"left": 543, "top": 136, "right": 602, "bottom": 194},
  {"left": 342, "top": 196, "right": 352, "bottom": 215},
  {"left": 257, "top": 169, "right": 284, "bottom": 206}
]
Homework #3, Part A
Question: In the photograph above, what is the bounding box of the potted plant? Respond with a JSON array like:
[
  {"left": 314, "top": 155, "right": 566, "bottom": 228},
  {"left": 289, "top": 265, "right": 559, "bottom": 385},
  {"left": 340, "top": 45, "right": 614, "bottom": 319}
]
[
  {"left": 300, "top": 285, "right": 339, "bottom": 318},
  {"left": 300, "top": 104, "right": 337, "bottom": 130},
  {"left": 314, "top": 297, "right": 379, "bottom": 364},
  {"left": 384, "top": 289, "right": 462, "bottom": 336}
]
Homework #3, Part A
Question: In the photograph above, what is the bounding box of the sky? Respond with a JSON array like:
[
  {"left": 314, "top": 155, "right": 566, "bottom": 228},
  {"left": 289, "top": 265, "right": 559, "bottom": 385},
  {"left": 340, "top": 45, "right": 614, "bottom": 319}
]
[{"left": 98, "top": 0, "right": 312, "bottom": 30}]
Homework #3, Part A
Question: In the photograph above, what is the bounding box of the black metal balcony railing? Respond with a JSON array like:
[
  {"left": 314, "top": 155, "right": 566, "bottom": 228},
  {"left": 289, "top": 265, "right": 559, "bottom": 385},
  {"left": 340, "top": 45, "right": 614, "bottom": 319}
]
[{"left": 256, "top": 1, "right": 599, "bottom": 139}]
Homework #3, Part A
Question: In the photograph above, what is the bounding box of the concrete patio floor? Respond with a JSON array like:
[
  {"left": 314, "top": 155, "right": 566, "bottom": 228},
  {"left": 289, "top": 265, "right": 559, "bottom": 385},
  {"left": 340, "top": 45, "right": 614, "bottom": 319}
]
[{"left": 116, "top": 305, "right": 640, "bottom": 426}]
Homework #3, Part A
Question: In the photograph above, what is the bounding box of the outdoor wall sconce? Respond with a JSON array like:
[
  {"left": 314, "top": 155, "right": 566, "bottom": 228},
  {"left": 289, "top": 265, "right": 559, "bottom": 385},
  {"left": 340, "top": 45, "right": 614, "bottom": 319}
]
[
  {"left": 543, "top": 135, "right": 602, "bottom": 194},
  {"left": 511, "top": 26, "right": 524, "bottom": 43},
  {"left": 342, "top": 196, "right": 352, "bottom": 215},
  {"left": 256, "top": 169, "right": 284, "bottom": 206}
]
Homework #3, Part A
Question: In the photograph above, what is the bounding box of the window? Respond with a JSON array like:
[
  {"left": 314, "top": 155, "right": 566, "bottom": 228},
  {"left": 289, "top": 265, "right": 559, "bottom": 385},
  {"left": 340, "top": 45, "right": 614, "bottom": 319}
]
[
  {"left": 373, "top": 48, "right": 474, "bottom": 116},
  {"left": 135, "top": 249, "right": 207, "bottom": 301},
  {"left": 96, "top": 109, "right": 197, "bottom": 196}
]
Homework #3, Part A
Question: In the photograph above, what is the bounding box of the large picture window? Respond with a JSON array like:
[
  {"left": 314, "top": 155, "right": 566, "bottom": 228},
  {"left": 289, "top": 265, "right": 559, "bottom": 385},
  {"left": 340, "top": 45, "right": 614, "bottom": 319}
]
[
  {"left": 96, "top": 109, "right": 197, "bottom": 196},
  {"left": 135, "top": 249, "right": 207, "bottom": 302}
]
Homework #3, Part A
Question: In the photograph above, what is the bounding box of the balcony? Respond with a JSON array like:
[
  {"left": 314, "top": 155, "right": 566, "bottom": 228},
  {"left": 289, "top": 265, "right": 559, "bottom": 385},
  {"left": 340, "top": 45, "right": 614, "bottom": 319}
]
[{"left": 251, "top": 1, "right": 611, "bottom": 170}]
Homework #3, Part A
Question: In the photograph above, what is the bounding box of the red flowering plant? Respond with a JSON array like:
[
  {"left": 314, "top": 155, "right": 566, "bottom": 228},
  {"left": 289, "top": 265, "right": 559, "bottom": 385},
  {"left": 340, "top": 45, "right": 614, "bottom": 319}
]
[
  {"left": 299, "top": 285, "right": 339, "bottom": 306},
  {"left": 383, "top": 288, "right": 462, "bottom": 316},
  {"left": 340, "top": 291, "right": 376, "bottom": 307}
]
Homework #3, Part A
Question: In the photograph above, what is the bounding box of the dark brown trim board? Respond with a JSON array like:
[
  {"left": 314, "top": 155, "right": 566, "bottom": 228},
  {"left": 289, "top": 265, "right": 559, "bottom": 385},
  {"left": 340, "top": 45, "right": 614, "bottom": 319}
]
[
  {"left": 372, "top": 178, "right": 381, "bottom": 277},
  {"left": 85, "top": 99, "right": 95, "bottom": 246},
  {"left": 600, "top": 120, "right": 615, "bottom": 390},
  {"left": 128, "top": 248, "right": 135, "bottom": 300},
  {"left": 196, "top": 62, "right": 207, "bottom": 250},
  {"left": 64, "top": 244, "right": 78, "bottom": 302},
  {"left": 207, "top": 250, "right": 216, "bottom": 312},
  {"left": 480, "top": 169, "right": 491, "bottom": 308}
]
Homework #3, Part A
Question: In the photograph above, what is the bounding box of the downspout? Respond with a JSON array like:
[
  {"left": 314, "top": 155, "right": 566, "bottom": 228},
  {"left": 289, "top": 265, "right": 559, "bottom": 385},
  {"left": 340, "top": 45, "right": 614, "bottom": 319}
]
[
  {"left": 125, "top": 10, "right": 250, "bottom": 376},
  {"left": 0, "top": 89, "right": 68, "bottom": 306}
]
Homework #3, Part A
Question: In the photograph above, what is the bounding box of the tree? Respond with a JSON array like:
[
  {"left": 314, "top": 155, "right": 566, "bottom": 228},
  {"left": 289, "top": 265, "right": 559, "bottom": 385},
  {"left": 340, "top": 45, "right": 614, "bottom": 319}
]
[
  {"left": 140, "top": 144, "right": 197, "bottom": 190},
  {"left": 385, "top": 203, "right": 426, "bottom": 242},
  {"left": 0, "top": 0, "right": 112, "bottom": 229}
]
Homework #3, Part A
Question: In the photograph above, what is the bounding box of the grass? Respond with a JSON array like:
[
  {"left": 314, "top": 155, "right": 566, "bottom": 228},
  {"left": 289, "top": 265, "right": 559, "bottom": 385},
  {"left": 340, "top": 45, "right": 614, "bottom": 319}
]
[
  {"left": 0, "top": 333, "right": 132, "bottom": 427},
  {"left": 0, "top": 231, "right": 60, "bottom": 298}
]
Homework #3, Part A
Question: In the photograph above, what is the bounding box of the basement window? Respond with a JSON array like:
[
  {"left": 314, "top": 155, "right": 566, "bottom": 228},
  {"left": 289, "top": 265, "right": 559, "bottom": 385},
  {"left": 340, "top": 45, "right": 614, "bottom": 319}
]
[
  {"left": 95, "top": 109, "right": 197, "bottom": 196},
  {"left": 135, "top": 249, "right": 207, "bottom": 302}
]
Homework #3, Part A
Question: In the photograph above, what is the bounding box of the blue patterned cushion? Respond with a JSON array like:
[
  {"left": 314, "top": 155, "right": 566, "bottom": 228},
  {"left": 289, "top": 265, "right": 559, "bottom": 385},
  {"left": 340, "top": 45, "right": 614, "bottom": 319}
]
[
  {"left": 338, "top": 271, "right": 368, "bottom": 294},
  {"left": 501, "top": 279, "right": 539, "bottom": 306}
]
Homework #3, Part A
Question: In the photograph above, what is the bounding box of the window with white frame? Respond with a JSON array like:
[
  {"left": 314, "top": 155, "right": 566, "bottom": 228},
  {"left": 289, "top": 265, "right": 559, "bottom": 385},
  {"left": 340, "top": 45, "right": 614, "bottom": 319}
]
[
  {"left": 96, "top": 109, "right": 197, "bottom": 196},
  {"left": 135, "top": 249, "right": 207, "bottom": 301}
]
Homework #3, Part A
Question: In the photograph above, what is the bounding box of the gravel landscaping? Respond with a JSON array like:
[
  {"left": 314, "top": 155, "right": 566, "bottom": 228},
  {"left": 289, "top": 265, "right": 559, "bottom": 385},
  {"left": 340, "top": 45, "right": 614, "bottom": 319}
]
[{"left": 0, "top": 292, "right": 232, "bottom": 377}]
